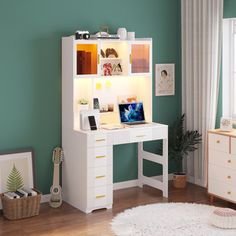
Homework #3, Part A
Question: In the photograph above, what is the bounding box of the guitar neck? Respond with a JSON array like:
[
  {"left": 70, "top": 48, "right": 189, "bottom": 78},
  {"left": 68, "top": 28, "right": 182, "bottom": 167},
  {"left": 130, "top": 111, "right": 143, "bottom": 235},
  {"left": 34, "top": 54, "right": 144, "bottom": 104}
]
[{"left": 53, "top": 163, "right": 60, "bottom": 186}]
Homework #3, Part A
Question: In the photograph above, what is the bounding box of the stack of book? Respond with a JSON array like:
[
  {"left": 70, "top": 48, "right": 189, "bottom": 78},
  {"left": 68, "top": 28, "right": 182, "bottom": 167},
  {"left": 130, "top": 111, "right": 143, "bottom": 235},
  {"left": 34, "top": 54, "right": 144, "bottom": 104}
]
[{"left": 3, "top": 188, "right": 38, "bottom": 199}]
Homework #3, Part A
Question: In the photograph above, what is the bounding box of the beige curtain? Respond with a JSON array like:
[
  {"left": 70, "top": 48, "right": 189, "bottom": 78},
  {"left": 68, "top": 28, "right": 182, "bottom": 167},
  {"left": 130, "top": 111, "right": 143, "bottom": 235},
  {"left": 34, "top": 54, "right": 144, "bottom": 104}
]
[{"left": 181, "top": 0, "right": 223, "bottom": 186}]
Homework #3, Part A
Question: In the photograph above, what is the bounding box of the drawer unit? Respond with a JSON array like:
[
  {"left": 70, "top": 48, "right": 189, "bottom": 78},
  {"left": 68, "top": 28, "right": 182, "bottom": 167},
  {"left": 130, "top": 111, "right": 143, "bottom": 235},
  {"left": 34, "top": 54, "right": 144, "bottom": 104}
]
[
  {"left": 209, "top": 149, "right": 236, "bottom": 170},
  {"left": 208, "top": 133, "right": 229, "bottom": 153},
  {"left": 208, "top": 164, "right": 236, "bottom": 185},
  {"left": 130, "top": 128, "right": 152, "bottom": 143},
  {"left": 208, "top": 178, "right": 236, "bottom": 203},
  {"left": 87, "top": 185, "right": 112, "bottom": 209},
  {"left": 87, "top": 146, "right": 112, "bottom": 168},
  {"left": 87, "top": 166, "right": 112, "bottom": 187},
  {"left": 87, "top": 133, "right": 112, "bottom": 147},
  {"left": 208, "top": 130, "right": 236, "bottom": 204}
]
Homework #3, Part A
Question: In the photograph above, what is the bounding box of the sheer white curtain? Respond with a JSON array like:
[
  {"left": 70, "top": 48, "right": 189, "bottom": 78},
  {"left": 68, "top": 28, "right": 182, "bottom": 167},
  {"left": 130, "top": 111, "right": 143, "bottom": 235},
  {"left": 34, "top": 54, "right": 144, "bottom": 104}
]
[{"left": 181, "top": 0, "right": 223, "bottom": 186}]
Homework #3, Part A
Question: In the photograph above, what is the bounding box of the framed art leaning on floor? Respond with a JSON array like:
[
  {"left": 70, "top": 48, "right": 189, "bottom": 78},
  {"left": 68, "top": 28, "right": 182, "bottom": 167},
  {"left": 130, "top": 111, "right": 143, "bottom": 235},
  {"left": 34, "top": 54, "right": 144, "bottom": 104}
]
[{"left": 0, "top": 149, "right": 34, "bottom": 193}]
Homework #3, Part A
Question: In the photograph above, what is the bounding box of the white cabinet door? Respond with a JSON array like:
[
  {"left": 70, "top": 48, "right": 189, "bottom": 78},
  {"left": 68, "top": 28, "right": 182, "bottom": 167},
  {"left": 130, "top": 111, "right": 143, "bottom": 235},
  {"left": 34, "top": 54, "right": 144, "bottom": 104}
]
[{"left": 128, "top": 40, "right": 152, "bottom": 76}]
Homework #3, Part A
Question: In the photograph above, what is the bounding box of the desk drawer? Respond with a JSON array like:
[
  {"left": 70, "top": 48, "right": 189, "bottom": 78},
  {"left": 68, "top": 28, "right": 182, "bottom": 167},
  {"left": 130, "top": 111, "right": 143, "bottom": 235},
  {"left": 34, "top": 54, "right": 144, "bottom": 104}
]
[
  {"left": 88, "top": 166, "right": 112, "bottom": 187},
  {"left": 208, "top": 178, "right": 236, "bottom": 202},
  {"left": 209, "top": 149, "right": 236, "bottom": 170},
  {"left": 208, "top": 164, "right": 236, "bottom": 185},
  {"left": 87, "top": 185, "right": 112, "bottom": 208},
  {"left": 130, "top": 129, "right": 152, "bottom": 143},
  {"left": 87, "top": 133, "right": 112, "bottom": 147},
  {"left": 87, "top": 146, "right": 112, "bottom": 168},
  {"left": 208, "top": 133, "right": 229, "bottom": 153}
]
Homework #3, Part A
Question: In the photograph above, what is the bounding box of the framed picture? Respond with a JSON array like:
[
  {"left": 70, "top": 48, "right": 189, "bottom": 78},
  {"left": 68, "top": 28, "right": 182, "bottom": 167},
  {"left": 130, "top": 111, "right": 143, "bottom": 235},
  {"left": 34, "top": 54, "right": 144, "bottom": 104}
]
[
  {"left": 0, "top": 149, "right": 35, "bottom": 193},
  {"left": 101, "top": 59, "right": 123, "bottom": 76},
  {"left": 155, "top": 64, "right": 175, "bottom": 96}
]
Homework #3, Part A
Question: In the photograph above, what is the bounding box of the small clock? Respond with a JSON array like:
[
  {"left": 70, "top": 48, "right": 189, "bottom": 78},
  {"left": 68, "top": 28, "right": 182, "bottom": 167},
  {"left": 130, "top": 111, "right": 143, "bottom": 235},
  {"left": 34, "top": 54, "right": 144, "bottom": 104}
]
[{"left": 220, "top": 117, "right": 232, "bottom": 131}]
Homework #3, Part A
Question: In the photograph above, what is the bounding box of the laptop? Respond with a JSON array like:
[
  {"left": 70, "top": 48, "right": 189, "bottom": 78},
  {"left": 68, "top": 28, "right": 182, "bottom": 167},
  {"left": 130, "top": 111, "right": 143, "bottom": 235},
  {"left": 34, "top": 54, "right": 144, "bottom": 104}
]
[{"left": 118, "top": 102, "right": 148, "bottom": 126}]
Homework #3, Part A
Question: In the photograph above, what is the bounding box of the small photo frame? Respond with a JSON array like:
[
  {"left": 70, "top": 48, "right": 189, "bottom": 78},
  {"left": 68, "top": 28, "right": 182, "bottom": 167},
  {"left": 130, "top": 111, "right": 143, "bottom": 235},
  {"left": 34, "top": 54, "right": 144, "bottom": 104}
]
[
  {"left": 0, "top": 149, "right": 34, "bottom": 193},
  {"left": 155, "top": 64, "right": 175, "bottom": 96},
  {"left": 101, "top": 59, "right": 123, "bottom": 76}
]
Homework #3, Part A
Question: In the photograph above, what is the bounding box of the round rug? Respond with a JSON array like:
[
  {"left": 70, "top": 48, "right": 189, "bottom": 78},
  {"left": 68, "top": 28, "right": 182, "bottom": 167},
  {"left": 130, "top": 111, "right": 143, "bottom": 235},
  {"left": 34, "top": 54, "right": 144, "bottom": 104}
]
[{"left": 111, "top": 203, "right": 236, "bottom": 236}]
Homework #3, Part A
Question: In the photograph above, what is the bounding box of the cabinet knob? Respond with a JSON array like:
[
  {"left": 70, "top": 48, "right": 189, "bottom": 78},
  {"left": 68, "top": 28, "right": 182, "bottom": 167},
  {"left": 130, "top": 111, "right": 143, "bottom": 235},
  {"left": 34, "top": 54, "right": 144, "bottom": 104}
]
[
  {"left": 136, "top": 135, "right": 146, "bottom": 138},
  {"left": 96, "top": 175, "right": 106, "bottom": 179},
  {"left": 96, "top": 194, "right": 106, "bottom": 199},
  {"left": 227, "top": 175, "right": 231, "bottom": 179},
  {"left": 216, "top": 140, "right": 220, "bottom": 143},
  {"left": 96, "top": 155, "right": 106, "bottom": 159},
  {"left": 228, "top": 160, "right": 232, "bottom": 163},
  {"left": 96, "top": 138, "right": 106, "bottom": 142},
  {"left": 227, "top": 191, "right": 231, "bottom": 195}
]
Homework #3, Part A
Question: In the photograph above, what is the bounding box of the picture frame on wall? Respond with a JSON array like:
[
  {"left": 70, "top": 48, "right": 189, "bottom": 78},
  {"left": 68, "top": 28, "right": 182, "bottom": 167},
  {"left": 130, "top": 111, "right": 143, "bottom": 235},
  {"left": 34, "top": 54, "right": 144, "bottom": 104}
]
[
  {"left": 155, "top": 64, "right": 175, "bottom": 96},
  {"left": 0, "top": 149, "right": 35, "bottom": 193}
]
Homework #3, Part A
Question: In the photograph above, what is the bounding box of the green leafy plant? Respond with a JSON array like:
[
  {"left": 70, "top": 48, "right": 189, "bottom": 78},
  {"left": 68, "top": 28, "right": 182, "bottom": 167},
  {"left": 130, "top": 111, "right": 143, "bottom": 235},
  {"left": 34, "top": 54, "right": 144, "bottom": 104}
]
[
  {"left": 169, "top": 114, "right": 202, "bottom": 173},
  {"left": 6, "top": 164, "right": 24, "bottom": 191},
  {"left": 78, "top": 99, "right": 88, "bottom": 105}
]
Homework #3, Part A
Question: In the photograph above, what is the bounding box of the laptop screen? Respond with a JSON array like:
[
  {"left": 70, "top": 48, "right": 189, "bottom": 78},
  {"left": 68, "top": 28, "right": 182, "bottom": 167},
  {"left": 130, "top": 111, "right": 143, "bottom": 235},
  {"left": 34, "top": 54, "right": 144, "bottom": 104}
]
[{"left": 119, "top": 102, "right": 145, "bottom": 123}]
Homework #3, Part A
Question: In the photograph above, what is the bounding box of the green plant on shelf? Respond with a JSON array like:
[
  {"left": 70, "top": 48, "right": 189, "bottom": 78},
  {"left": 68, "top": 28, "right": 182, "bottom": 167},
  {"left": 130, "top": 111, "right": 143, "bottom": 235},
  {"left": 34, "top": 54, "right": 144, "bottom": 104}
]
[
  {"left": 78, "top": 99, "right": 88, "bottom": 105},
  {"left": 6, "top": 164, "right": 24, "bottom": 192}
]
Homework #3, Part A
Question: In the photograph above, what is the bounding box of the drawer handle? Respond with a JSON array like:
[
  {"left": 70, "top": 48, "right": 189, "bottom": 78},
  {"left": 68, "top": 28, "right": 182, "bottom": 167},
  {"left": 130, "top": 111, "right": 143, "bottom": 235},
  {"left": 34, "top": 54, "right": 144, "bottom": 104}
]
[
  {"left": 96, "top": 175, "right": 106, "bottom": 179},
  {"left": 136, "top": 135, "right": 146, "bottom": 138},
  {"left": 216, "top": 140, "right": 220, "bottom": 144},
  {"left": 227, "top": 191, "right": 231, "bottom": 195},
  {"left": 228, "top": 160, "right": 231, "bottom": 163},
  {"left": 227, "top": 175, "right": 231, "bottom": 179},
  {"left": 96, "top": 138, "right": 106, "bottom": 142},
  {"left": 96, "top": 155, "right": 106, "bottom": 159},
  {"left": 96, "top": 194, "right": 106, "bottom": 199}
]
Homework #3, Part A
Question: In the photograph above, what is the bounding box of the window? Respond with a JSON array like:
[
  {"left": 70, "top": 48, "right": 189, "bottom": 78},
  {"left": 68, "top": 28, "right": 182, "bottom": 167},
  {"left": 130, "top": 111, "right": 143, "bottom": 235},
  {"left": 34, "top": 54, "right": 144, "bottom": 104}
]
[{"left": 223, "top": 19, "right": 236, "bottom": 119}]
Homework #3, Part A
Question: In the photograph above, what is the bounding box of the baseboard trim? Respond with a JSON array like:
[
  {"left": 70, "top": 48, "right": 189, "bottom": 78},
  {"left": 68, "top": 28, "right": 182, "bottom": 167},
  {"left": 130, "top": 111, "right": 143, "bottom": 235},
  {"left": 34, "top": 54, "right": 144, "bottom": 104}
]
[
  {"left": 113, "top": 179, "right": 139, "bottom": 190},
  {"left": 113, "top": 174, "right": 173, "bottom": 191},
  {"left": 41, "top": 194, "right": 50, "bottom": 203}
]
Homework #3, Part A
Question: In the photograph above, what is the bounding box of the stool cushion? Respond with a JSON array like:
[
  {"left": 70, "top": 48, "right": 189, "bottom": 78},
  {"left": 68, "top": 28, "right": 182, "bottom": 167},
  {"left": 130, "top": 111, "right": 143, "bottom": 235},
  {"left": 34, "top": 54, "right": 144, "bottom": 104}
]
[{"left": 211, "top": 208, "right": 236, "bottom": 229}]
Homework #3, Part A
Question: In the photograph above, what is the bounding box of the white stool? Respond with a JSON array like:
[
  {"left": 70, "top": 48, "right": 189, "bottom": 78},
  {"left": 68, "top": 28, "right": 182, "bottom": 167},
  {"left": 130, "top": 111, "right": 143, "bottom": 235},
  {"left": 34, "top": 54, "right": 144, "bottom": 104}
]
[{"left": 211, "top": 208, "right": 236, "bottom": 229}]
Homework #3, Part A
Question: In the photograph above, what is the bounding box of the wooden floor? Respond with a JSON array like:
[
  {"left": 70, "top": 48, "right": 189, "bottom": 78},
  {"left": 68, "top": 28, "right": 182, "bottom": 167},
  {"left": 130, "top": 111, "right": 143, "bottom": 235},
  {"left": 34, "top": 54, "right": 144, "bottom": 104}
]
[{"left": 0, "top": 182, "right": 234, "bottom": 236}]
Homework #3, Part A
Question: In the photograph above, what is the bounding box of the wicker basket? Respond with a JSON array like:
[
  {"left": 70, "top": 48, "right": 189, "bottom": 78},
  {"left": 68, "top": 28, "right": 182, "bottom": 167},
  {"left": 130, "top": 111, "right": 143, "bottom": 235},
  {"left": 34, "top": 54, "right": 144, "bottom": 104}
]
[
  {"left": 173, "top": 173, "right": 187, "bottom": 188},
  {"left": 1, "top": 189, "right": 41, "bottom": 220}
]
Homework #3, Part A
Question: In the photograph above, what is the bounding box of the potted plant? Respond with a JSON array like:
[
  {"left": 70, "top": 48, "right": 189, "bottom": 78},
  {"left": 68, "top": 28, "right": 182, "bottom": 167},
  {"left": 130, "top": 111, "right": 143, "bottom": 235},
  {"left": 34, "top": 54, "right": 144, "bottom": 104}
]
[
  {"left": 78, "top": 99, "right": 89, "bottom": 111},
  {"left": 169, "top": 114, "right": 202, "bottom": 188}
]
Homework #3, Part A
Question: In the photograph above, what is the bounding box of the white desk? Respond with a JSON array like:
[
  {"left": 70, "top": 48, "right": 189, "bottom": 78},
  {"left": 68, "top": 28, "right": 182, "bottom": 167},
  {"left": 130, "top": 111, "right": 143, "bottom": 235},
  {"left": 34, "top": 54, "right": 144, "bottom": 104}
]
[{"left": 62, "top": 122, "right": 168, "bottom": 213}]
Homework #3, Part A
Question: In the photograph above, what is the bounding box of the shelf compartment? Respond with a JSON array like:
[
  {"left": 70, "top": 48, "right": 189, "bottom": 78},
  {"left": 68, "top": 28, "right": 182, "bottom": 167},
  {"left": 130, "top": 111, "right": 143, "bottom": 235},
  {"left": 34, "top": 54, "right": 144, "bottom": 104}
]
[{"left": 76, "top": 44, "right": 98, "bottom": 75}]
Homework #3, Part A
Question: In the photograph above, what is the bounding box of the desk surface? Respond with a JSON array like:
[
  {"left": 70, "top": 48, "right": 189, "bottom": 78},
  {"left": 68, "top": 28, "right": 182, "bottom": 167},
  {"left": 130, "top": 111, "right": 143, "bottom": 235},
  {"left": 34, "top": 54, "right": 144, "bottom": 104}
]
[{"left": 76, "top": 122, "right": 168, "bottom": 135}]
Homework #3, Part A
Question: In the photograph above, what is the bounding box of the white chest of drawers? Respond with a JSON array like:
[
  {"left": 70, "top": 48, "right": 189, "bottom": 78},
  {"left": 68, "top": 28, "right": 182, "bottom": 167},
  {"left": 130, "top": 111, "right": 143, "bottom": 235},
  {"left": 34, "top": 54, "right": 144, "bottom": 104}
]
[{"left": 208, "top": 129, "right": 236, "bottom": 203}]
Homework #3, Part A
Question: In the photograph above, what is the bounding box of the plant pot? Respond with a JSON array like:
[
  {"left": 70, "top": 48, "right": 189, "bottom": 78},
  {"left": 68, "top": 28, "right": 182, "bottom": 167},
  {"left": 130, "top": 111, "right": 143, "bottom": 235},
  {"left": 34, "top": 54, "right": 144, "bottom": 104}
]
[
  {"left": 78, "top": 104, "right": 89, "bottom": 111},
  {"left": 173, "top": 172, "right": 187, "bottom": 188}
]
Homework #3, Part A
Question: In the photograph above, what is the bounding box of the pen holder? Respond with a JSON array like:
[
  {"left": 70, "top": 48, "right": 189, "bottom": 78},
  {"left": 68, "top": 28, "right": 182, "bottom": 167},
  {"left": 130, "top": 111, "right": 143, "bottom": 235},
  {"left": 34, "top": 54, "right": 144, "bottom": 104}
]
[{"left": 0, "top": 188, "right": 41, "bottom": 220}]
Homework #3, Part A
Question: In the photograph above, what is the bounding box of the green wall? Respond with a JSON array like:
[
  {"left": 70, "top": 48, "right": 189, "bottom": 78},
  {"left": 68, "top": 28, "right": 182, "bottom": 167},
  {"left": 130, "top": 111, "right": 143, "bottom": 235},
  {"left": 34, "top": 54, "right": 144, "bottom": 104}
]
[
  {"left": 216, "top": 0, "right": 236, "bottom": 128},
  {"left": 0, "top": 0, "right": 181, "bottom": 194}
]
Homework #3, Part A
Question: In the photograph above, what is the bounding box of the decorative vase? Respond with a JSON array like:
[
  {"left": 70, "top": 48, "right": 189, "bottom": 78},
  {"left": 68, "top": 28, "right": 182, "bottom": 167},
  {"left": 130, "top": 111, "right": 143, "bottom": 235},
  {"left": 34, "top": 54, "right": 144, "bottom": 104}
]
[
  {"left": 173, "top": 172, "right": 187, "bottom": 188},
  {"left": 117, "top": 28, "right": 127, "bottom": 40}
]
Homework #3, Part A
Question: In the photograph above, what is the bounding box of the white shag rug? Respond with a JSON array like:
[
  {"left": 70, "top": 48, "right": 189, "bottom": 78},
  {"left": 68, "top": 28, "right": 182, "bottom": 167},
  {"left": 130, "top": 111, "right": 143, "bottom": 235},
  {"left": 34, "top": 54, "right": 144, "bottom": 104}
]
[{"left": 111, "top": 203, "right": 236, "bottom": 236}]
